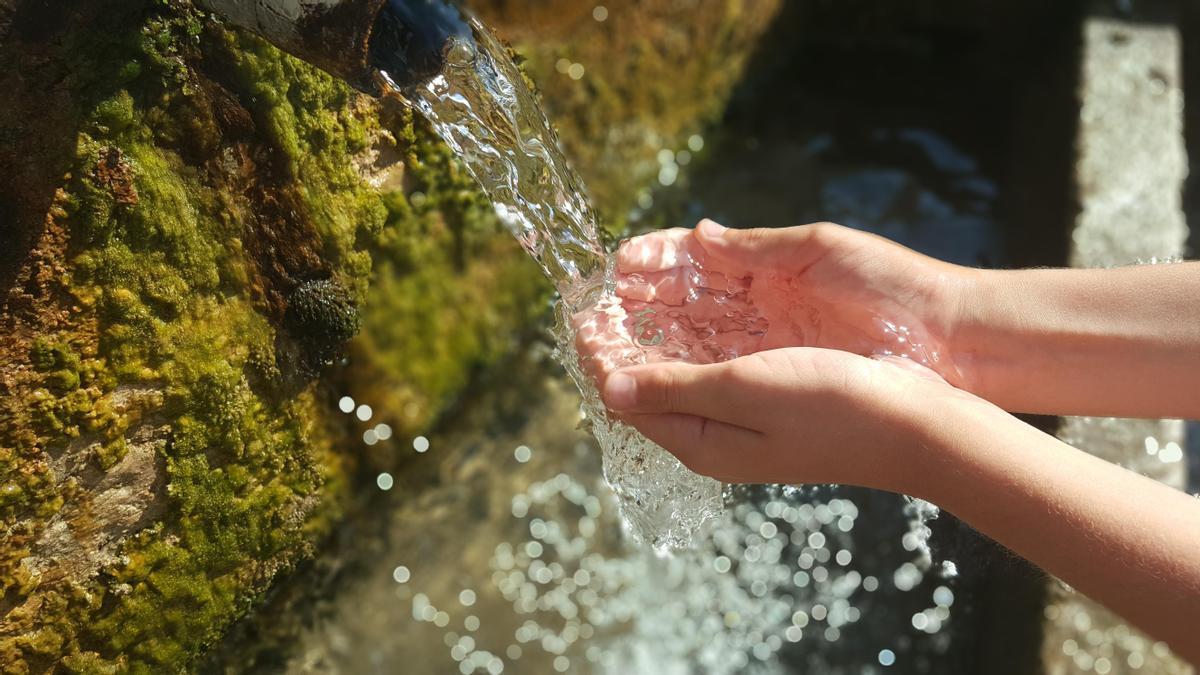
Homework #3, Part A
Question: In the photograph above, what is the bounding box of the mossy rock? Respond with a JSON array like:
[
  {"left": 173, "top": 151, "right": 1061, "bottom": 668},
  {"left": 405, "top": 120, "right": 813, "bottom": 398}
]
[{"left": 0, "top": 0, "right": 779, "bottom": 671}]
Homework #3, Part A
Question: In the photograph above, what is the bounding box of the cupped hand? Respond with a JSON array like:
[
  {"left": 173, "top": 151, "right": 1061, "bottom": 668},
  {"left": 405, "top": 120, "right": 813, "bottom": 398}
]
[
  {"left": 598, "top": 346, "right": 965, "bottom": 493},
  {"left": 617, "top": 220, "right": 972, "bottom": 380},
  {"left": 573, "top": 220, "right": 974, "bottom": 394}
]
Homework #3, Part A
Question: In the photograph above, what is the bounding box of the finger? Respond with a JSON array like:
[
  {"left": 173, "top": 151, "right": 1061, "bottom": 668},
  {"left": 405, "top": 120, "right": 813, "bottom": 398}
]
[
  {"left": 601, "top": 360, "right": 763, "bottom": 426},
  {"left": 625, "top": 412, "right": 762, "bottom": 483},
  {"left": 694, "top": 219, "right": 836, "bottom": 272},
  {"left": 616, "top": 228, "right": 706, "bottom": 273},
  {"left": 615, "top": 269, "right": 695, "bottom": 305},
  {"left": 572, "top": 302, "right": 639, "bottom": 382}
]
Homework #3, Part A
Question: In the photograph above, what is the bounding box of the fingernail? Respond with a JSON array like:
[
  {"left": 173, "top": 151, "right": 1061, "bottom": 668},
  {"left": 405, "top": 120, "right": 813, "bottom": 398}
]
[
  {"left": 697, "top": 219, "right": 726, "bottom": 239},
  {"left": 603, "top": 372, "right": 637, "bottom": 411}
]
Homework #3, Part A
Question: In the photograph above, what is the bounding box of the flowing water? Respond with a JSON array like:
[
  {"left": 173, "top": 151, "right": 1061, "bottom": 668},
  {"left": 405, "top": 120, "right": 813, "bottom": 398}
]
[
  {"left": 373, "top": 12, "right": 729, "bottom": 550},
  {"left": 268, "top": 8, "right": 1042, "bottom": 673},
  {"left": 371, "top": 10, "right": 951, "bottom": 552}
]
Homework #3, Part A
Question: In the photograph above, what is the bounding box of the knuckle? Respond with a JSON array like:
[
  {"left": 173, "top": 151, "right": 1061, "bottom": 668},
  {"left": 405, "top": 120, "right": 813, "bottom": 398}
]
[
  {"left": 804, "top": 221, "right": 842, "bottom": 247},
  {"left": 647, "top": 367, "right": 682, "bottom": 411},
  {"left": 738, "top": 227, "right": 773, "bottom": 247}
]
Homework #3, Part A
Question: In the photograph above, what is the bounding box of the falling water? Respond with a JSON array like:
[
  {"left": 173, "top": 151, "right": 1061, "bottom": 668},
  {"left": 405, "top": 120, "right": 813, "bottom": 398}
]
[
  {"left": 274, "top": 8, "right": 1030, "bottom": 672},
  {"left": 370, "top": 8, "right": 953, "bottom": 554},
  {"left": 373, "top": 12, "right": 729, "bottom": 549}
]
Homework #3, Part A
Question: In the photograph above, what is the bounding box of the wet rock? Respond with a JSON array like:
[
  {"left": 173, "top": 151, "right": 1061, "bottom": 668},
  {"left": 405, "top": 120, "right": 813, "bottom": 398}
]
[{"left": 283, "top": 277, "right": 360, "bottom": 373}]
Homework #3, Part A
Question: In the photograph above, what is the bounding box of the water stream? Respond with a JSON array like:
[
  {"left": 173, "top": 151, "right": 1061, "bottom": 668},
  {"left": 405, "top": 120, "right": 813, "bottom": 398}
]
[
  {"left": 316, "top": 7, "right": 1010, "bottom": 674},
  {"left": 373, "top": 12, "right": 729, "bottom": 550},
  {"left": 371, "top": 6, "right": 957, "bottom": 553}
]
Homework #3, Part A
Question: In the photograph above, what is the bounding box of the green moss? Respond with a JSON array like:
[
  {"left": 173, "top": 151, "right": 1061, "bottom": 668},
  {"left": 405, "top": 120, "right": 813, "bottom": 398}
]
[{"left": 1, "top": 0, "right": 544, "bottom": 670}]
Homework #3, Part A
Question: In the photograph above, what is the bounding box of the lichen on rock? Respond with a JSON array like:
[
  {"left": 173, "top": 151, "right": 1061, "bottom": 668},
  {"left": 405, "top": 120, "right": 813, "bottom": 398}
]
[{"left": 0, "top": 0, "right": 779, "bottom": 670}]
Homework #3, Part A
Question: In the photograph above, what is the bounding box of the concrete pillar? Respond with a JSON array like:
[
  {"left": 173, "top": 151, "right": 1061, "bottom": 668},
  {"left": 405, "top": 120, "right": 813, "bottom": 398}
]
[{"left": 1041, "top": 12, "right": 1193, "bottom": 675}]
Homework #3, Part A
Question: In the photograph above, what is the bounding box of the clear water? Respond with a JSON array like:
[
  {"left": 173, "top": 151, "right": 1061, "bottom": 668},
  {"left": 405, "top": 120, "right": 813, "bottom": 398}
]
[
  {"left": 372, "top": 15, "right": 956, "bottom": 552},
  {"left": 374, "top": 17, "right": 726, "bottom": 549},
  {"left": 269, "top": 13, "right": 1033, "bottom": 673}
]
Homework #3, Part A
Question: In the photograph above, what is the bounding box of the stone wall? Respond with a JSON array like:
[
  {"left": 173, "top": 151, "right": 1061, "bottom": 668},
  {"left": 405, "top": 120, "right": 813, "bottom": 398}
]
[{"left": 0, "top": 0, "right": 779, "bottom": 671}]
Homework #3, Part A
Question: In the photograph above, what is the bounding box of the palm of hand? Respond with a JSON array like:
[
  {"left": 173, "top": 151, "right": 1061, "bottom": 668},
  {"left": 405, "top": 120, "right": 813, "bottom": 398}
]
[{"left": 575, "top": 224, "right": 960, "bottom": 385}]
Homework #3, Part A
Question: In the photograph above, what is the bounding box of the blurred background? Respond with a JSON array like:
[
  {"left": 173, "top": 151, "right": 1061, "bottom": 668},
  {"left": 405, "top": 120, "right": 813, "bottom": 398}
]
[{"left": 0, "top": 0, "right": 1197, "bottom": 673}]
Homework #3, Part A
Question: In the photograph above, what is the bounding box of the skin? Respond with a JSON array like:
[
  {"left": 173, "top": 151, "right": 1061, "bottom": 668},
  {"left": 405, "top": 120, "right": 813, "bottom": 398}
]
[{"left": 575, "top": 219, "right": 1200, "bottom": 664}]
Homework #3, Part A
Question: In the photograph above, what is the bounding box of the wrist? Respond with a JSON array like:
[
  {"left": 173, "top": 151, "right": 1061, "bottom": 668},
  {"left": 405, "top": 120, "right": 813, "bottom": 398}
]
[
  {"left": 942, "top": 267, "right": 1019, "bottom": 402},
  {"left": 869, "top": 349, "right": 1037, "bottom": 505}
]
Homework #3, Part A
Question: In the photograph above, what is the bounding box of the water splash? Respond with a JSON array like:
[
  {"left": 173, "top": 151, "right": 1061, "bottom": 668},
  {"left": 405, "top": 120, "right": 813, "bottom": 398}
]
[
  {"left": 372, "top": 15, "right": 949, "bottom": 551},
  {"left": 374, "top": 17, "right": 724, "bottom": 549}
]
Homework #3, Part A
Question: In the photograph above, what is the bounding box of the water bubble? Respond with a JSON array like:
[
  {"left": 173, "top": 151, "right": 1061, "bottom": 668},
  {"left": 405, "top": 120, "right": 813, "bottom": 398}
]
[
  {"left": 392, "top": 565, "right": 410, "bottom": 583},
  {"left": 414, "top": 436, "right": 430, "bottom": 453},
  {"left": 514, "top": 445, "right": 532, "bottom": 463},
  {"left": 687, "top": 134, "right": 705, "bottom": 152},
  {"left": 356, "top": 404, "right": 373, "bottom": 421},
  {"left": 592, "top": 5, "right": 608, "bottom": 21},
  {"left": 445, "top": 38, "right": 476, "bottom": 68},
  {"left": 553, "top": 656, "right": 570, "bottom": 672},
  {"left": 363, "top": 429, "right": 379, "bottom": 445},
  {"left": 375, "top": 423, "right": 393, "bottom": 440},
  {"left": 567, "top": 63, "right": 585, "bottom": 80},
  {"left": 933, "top": 585, "right": 955, "bottom": 607},
  {"left": 338, "top": 396, "right": 355, "bottom": 413},
  {"left": 555, "top": 58, "right": 571, "bottom": 74},
  {"left": 879, "top": 649, "right": 897, "bottom": 666},
  {"left": 465, "top": 615, "right": 480, "bottom": 631},
  {"left": 1159, "top": 442, "right": 1183, "bottom": 463},
  {"left": 376, "top": 473, "right": 394, "bottom": 491},
  {"left": 460, "top": 589, "right": 477, "bottom": 606},
  {"left": 713, "top": 556, "right": 732, "bottom": 573},
  {"left": 658, "top": 164, "right": 679, "bottom": 187}
]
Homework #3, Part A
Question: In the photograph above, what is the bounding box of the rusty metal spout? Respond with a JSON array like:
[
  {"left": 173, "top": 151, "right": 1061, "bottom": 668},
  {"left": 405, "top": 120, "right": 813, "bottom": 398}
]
[{"left": 196, "top": 0, "right": 470, "bottom": 94}]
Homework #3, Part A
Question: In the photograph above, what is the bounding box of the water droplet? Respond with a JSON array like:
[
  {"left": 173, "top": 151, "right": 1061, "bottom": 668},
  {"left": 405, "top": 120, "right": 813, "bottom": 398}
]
[{"left": 445, "top": 38, "right": 476, "bottom": 68}]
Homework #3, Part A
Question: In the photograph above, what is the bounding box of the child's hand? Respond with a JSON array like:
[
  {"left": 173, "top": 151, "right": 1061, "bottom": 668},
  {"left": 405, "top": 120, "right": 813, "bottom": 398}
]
[
  {"left": 572, "top": 220, "right": 975, "bottom": 403},
  {"left": 598, "top": 345, "right": 962, "bottom": 493},
  {"left": 615, "top": 219, "right": 974, "bottom": 382}
]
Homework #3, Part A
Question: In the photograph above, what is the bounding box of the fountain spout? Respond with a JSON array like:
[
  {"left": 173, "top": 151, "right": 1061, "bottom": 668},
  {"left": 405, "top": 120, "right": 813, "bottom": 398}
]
[{"left": 195, "top": 0, "right": 472, "bottom": 94}]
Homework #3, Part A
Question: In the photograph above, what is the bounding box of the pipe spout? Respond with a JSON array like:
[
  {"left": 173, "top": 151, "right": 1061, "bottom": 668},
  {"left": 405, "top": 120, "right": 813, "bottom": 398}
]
[{"left": 195, "top": 0, "right": 471, "bottom": 94}]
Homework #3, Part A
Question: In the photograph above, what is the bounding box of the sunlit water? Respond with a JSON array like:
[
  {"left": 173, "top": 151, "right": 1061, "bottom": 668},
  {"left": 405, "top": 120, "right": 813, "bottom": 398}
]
[
  {"left": 330, "top": 9, "right": 981, "bottom": 674},
  {"left": 373, "top": 13, "right": 950, "bottom": 553},
  {"left": 375, "top": 15, "right": 730, "bottom": 549}
]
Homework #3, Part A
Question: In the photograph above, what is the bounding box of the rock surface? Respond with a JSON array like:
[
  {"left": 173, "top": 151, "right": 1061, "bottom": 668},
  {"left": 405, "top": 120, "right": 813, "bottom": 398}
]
[
  {"left": 1043, "top": 12, "right": 1194, "bottom": 675},
  {"left": 0, "top": 0, "right": 778, "bottom": 671}
]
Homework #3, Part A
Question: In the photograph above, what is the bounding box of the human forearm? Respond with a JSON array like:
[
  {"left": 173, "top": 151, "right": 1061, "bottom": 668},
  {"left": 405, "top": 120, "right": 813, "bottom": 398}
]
[
  {"left": 911, "top": 396, "right": 1200, "bottom": 664},
  {"left": 952, "top": 263, "right": 1200, "bottom": 418}
]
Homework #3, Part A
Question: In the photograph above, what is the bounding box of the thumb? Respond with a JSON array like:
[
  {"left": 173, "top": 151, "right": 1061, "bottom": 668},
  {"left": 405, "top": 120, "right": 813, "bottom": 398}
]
[
  {"left": 694, "top": 219, "right": 835, "bottom": 271},
  {"left": 601, "top": 360, "right": 758, "bottom": 427}
]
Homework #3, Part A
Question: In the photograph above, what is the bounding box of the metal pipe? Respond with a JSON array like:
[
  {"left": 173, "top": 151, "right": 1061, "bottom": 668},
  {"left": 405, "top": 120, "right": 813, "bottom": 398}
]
[
  {"left": 195, "top": 0, "right": 369, "bottom": 91},
  {"left": 196, "top": 0, "right": 471, "bottom": 94}
]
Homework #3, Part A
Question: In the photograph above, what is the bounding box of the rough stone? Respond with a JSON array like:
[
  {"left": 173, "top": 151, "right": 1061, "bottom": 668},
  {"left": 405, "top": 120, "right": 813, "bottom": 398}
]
[{"left": 1043, "top": 11, "right": 1193, "bottom": 675}]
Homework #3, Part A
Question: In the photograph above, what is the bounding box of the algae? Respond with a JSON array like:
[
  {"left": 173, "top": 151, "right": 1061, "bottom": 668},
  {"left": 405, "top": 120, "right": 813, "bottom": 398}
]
[{"left": 0, "top": 0, "right": 778, "bottom": 670}]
